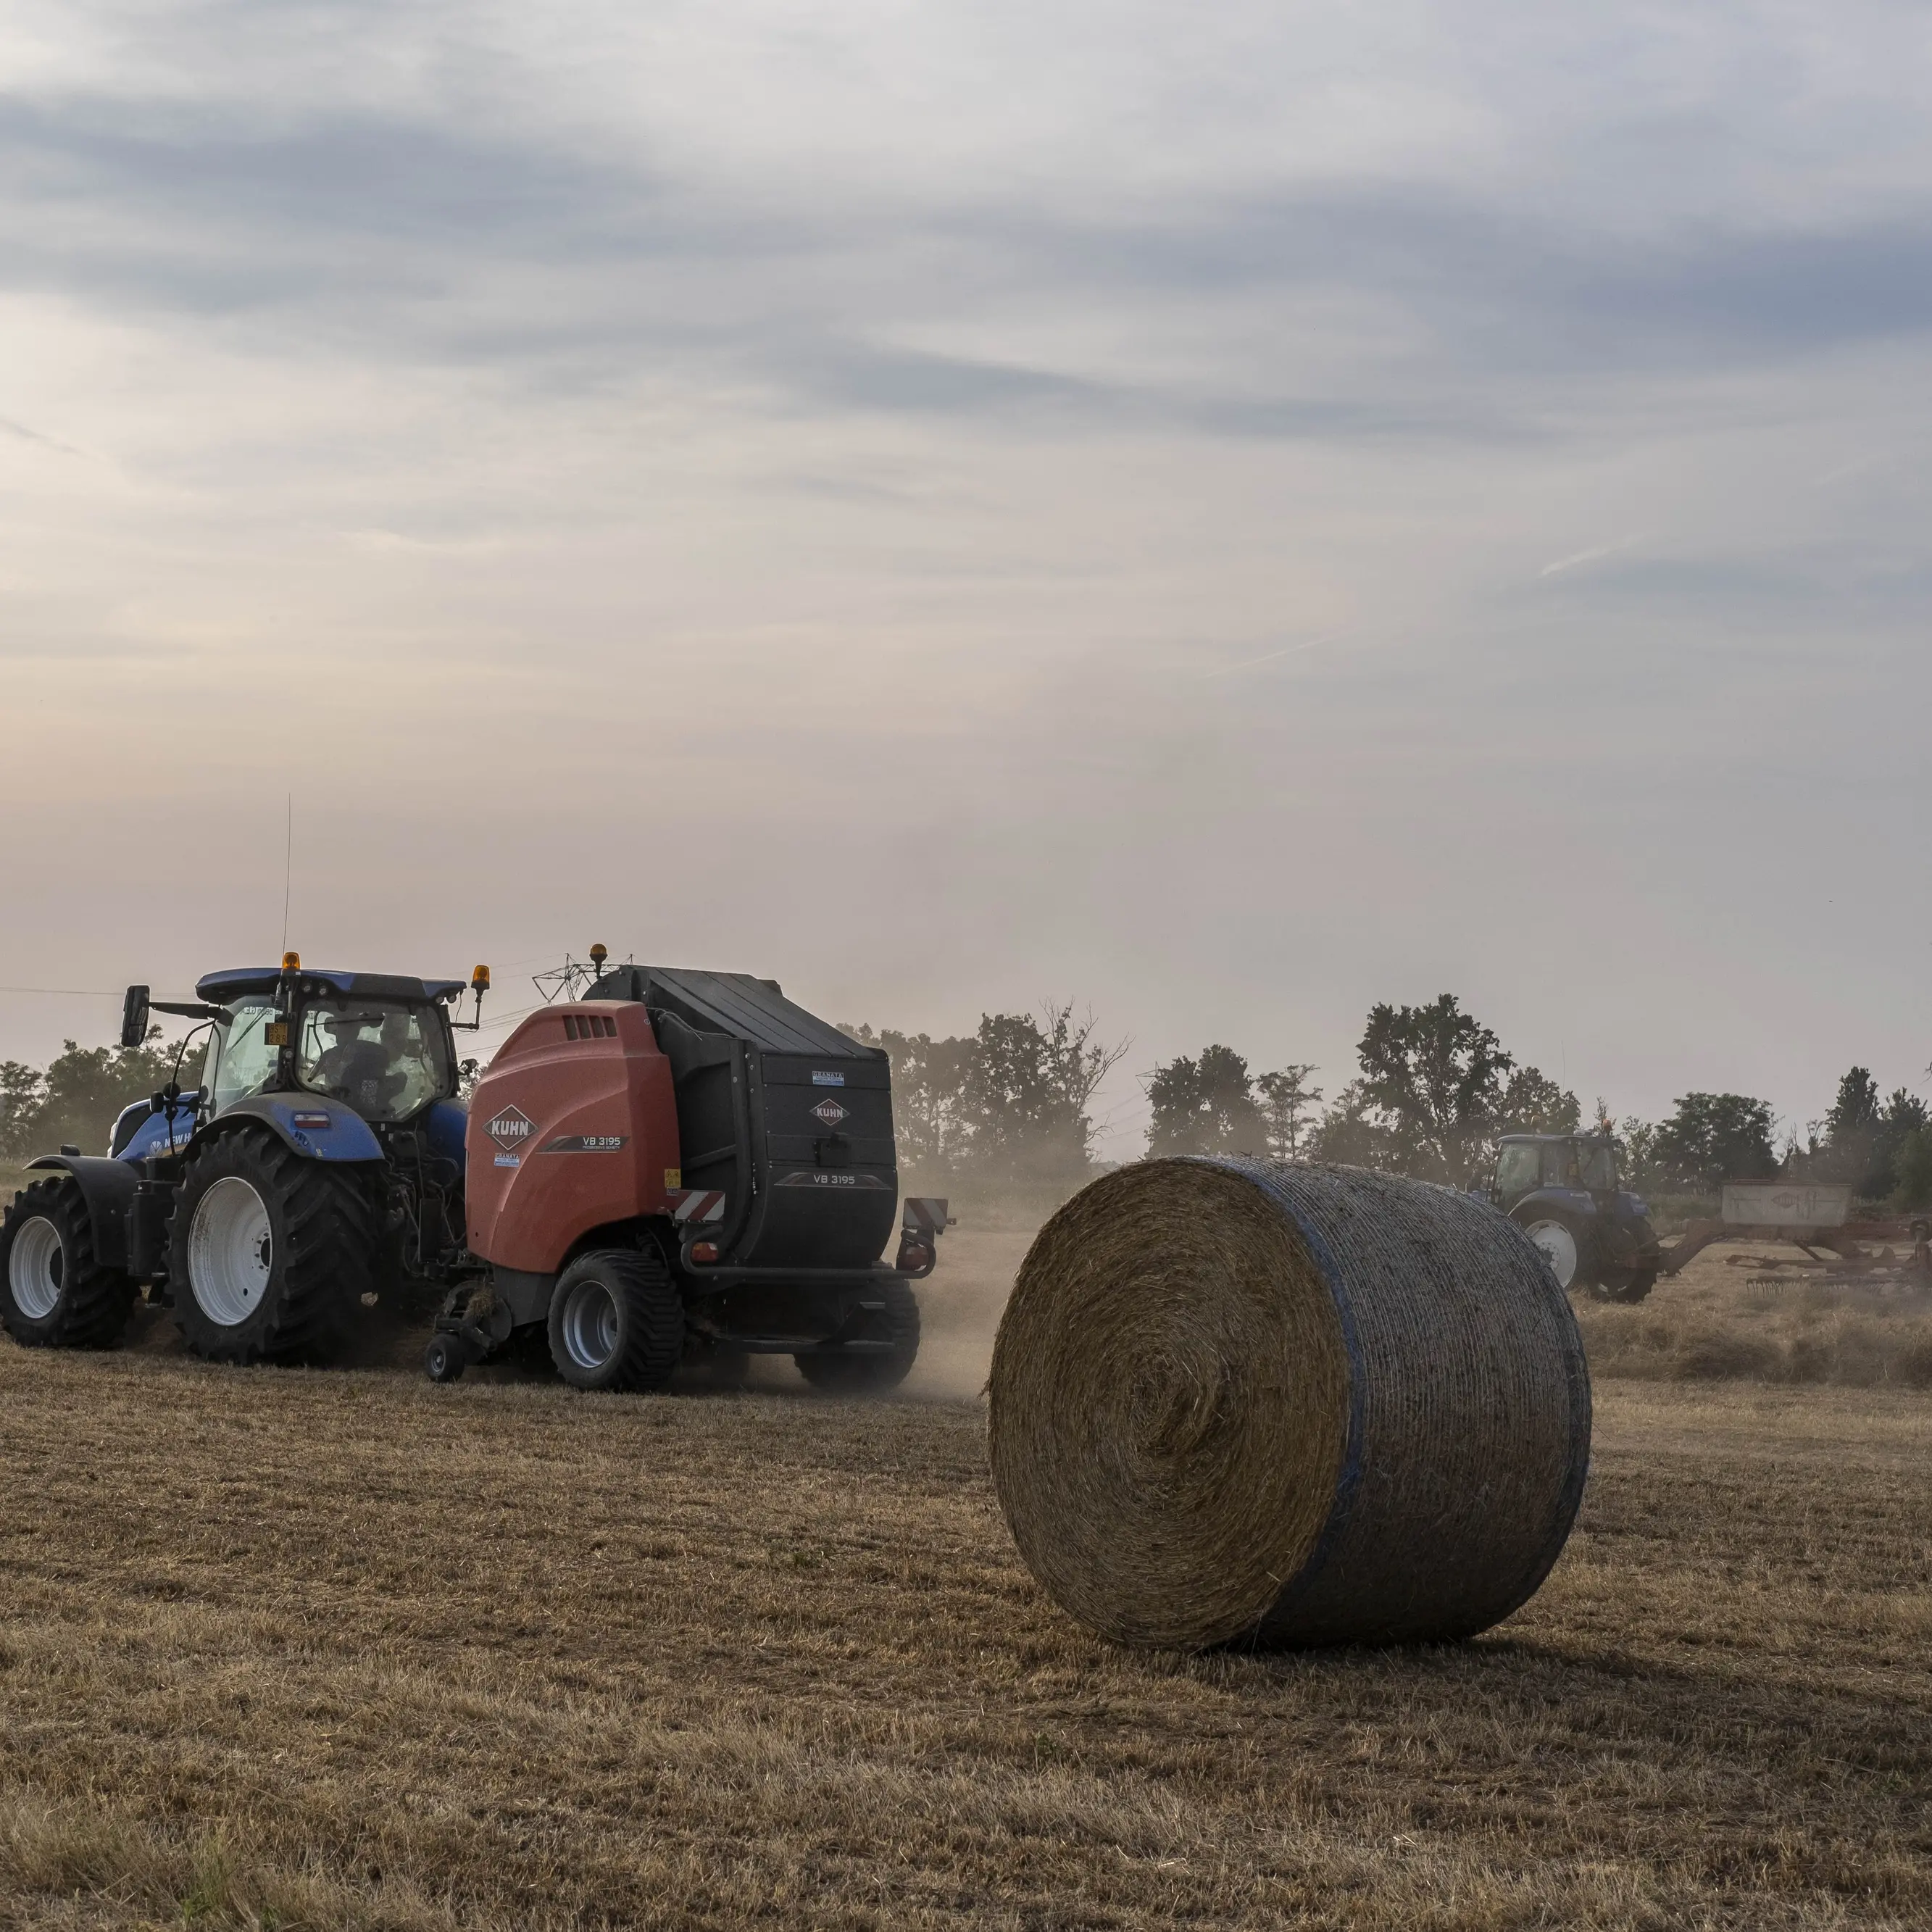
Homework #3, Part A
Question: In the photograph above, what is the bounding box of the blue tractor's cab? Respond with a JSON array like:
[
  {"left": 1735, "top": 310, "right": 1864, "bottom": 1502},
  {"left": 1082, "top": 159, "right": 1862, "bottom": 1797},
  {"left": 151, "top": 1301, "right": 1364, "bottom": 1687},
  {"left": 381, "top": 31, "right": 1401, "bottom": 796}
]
[
  {"left": 1488, "top": 1129, "right": 1660, "bottom": 1303},
  {"left": 0, "top": 956, "right": 487, "bottom": 1362}
]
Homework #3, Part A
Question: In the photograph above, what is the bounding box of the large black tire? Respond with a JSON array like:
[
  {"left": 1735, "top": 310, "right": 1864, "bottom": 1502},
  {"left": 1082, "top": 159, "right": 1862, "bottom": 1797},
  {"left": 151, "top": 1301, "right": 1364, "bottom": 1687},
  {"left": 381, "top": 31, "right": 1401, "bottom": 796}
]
[
  {"left": 0, "top": 1176, "right": 138, "bottom": 1349},
  {"left": 1593, "top": 1267, "right": 1657, "bottom": 1305},
  {"left": 168, "top": 1132, "right": 377, "bottom": 1365},
  {"left": 795, "top": 1278, "right": 920, "bottom": 1394},
  {"left": 548, "top": 1248, "right": 684, "bottom": 1392}
]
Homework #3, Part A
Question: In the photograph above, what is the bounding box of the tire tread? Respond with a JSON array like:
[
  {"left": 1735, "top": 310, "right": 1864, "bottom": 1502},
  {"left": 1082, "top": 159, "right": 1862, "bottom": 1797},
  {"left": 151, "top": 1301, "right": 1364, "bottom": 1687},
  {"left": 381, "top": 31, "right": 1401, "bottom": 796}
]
[
  {"left": 169, "top": 1133, "right": 376, "bottom": 1365},
  {"left": 0, "top": 1177, "right": 138, "bottom": 1349}
]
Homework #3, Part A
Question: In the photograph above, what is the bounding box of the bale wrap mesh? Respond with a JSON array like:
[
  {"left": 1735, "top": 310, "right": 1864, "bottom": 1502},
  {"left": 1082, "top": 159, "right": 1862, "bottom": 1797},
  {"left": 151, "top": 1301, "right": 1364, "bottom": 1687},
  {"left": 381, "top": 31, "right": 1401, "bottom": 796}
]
[{"left": 988, "top": 1159, "right": 1591, "bottom": 1650}]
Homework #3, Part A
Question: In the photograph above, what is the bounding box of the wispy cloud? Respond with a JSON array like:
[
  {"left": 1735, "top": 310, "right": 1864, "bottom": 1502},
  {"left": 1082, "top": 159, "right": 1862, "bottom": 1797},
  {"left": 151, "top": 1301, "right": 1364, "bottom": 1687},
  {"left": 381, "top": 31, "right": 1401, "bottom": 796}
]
[
  {"left": 1540, "top": 536, "right": 1645, "bottom": 578},
  {"left": 1203, "top": 633, "right": 1349, "bottom": 680}
]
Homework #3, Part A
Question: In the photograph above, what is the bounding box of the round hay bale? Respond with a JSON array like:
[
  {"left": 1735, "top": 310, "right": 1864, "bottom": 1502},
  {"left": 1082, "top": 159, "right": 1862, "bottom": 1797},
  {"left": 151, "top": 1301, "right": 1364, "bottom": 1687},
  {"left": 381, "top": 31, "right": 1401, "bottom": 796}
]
[{"left": 988, "top": 1158, "right": 1590, "bottom": 1650}]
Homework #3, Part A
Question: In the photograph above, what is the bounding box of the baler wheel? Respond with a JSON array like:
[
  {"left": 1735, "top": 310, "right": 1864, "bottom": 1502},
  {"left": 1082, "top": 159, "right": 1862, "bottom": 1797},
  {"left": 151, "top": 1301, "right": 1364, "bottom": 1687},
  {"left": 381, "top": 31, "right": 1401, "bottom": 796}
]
[
  {"left": 167, "top": 1132, "right": 375, "bottom": 1365},
  {"left": 423, "top": 1332, "right": 468, "bottom": 1383},
  {"left": 0, "top": 1177, "right": 138, "bottom": 1349},
  {"left": 548, "top": 1249, "right": 684, "bottom": 1393},
  {"left": 796, "top": 1277, "right": 920, "bottom": 1394}
]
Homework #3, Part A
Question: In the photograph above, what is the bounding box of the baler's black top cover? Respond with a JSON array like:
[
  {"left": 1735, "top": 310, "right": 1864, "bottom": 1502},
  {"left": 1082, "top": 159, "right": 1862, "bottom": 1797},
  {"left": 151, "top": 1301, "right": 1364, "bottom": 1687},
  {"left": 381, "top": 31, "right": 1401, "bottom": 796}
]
[
  {"left": 588, "top": 965, "right": 896, "bottom": 1270},
  {"left": 588, "top": 966, "right": 874, "bottom": 1061}
]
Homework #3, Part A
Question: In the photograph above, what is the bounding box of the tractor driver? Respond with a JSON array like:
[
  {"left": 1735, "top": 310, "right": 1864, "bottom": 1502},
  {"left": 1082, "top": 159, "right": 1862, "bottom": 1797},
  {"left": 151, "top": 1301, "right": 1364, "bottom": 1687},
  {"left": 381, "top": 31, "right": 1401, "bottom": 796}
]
[{"left": 305, "top": 1008, "right": 416, "bottom": 1118}]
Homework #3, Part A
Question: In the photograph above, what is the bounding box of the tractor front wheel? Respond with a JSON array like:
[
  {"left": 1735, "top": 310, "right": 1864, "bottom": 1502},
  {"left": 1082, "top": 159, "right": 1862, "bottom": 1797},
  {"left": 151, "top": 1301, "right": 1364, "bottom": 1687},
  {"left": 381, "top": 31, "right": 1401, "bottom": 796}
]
[
  {"left": 168, "top": 1133, "right": 376, "bottom": 1365},
  {"left": 795, "top": 1278, "right": 920, "bottom": 1394},
  {"left": 1514, "top": 1210, "right": 1586, "bottom": 1294},
  {"left": 0, "top": 1177, "right": 138, "bottom": 1349}
]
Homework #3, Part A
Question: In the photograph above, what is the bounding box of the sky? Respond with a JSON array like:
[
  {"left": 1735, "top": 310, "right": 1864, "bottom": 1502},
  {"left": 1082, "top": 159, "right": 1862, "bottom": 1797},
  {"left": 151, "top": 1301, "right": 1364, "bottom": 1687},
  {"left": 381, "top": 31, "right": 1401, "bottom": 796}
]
[{"left": 2, "top": 1, "right": 1929, "bottom": 1154}]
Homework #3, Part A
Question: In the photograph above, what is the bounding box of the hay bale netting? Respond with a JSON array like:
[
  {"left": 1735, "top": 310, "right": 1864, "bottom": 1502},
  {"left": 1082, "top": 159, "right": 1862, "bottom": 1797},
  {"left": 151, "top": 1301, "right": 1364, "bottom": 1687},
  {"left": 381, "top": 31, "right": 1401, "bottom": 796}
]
[{"left": 988, "top": 1158, "right": 1591, "bottom": 1651}]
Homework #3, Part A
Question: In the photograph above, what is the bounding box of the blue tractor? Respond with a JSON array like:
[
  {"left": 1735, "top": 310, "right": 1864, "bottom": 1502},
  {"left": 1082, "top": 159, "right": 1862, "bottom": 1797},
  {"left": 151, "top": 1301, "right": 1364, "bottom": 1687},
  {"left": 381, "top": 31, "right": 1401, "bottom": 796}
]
[
  {"left": 0, "top": 957, "right": 486, "bottom": 1362},
  {"left": 1486, "top": 1129, "right": 1661, "bottom": 1302}
]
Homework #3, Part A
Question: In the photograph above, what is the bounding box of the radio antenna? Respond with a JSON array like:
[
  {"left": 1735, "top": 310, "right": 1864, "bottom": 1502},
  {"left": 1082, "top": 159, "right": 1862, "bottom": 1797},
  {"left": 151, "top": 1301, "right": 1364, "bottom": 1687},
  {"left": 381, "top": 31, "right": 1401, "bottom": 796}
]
[{"left": 280, "top": 795, "right": 293, "bottom": 957}]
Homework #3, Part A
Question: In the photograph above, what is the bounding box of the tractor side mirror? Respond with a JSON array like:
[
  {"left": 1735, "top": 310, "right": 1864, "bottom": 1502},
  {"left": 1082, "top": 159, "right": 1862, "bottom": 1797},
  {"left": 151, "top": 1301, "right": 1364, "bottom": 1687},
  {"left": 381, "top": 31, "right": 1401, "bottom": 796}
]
[{"left": 120, "top": 985, "right": 151, "bottom": 1050}]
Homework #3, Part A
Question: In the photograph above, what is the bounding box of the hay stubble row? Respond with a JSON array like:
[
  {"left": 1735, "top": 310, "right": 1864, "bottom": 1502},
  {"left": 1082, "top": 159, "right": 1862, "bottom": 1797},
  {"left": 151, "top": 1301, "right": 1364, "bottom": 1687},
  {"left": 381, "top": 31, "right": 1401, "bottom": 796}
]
[{"left": 1, "top": 1310, "right": 1929, "bottom": 1928}]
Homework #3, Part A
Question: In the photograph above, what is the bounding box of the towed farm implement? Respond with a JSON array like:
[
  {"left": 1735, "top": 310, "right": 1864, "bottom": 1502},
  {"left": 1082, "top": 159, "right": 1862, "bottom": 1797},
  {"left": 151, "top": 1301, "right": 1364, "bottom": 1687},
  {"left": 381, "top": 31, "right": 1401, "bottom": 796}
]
[{"left": 0, "top": 952, "right": 946, "bottom": 1391}]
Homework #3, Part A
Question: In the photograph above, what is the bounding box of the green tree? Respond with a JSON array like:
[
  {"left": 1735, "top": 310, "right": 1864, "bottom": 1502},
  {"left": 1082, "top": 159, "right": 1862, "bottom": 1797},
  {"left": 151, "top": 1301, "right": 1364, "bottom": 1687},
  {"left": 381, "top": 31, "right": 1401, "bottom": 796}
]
[
  {"left": 1892, "top": 1127, "right": 1932, "bottom": 1210},
  {"left": 0, "top": 1031, "right": 187, "bottom": 1165},
  {"left": 842, "top": 1004, "right": 1124, "bottom": 1179},
  {"left": 1308, "top": 1079, "right": 1397, "bottom": 1169},
  {"left": 1818, "top": 1068, "right": 1925, "bottom": 1199},
  {"left": 1144, "top": 1045, "right": 1265, "bottom": 1158},
  {"left": 1619, "top": 1116, "right": 1661, "bottom": 1187},
  {"left": 1256, "top": 1063, "right": 1323, "bottom": 1162},
  {"left": 1353, "top": 995, "right": 1515, "bottom": 1183},
  {"left": 1651, "top": 1093, "right": 1778, "bottom": 1192},
  {"left": 1497, "top": 1066, "right": 1581, "bottom": 1136},
  {"left": 841, "top": 1024, "right": 975, "bottom": 1172},
  {"left": 967, "top": 1005, "right": 1126, "bottom": 1178}
]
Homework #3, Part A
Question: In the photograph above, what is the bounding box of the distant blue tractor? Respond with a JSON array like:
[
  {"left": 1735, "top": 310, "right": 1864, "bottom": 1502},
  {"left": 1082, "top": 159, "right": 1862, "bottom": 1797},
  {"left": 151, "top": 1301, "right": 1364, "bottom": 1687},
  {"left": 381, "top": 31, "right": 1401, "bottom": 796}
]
[
  {"left": 1486, "top": 1130, "right": 1661, "bottom": 1302},
  {"left": 0, "top": 958, "right": 485, "bottom": 1362}
]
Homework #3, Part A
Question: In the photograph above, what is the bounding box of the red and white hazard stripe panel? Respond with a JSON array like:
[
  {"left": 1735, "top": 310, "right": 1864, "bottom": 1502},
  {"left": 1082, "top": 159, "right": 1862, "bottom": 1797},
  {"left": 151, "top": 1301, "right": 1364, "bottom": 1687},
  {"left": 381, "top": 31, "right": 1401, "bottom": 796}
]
[{"left": 669, "top": 1189, "right": 727, "bottom": 1225}]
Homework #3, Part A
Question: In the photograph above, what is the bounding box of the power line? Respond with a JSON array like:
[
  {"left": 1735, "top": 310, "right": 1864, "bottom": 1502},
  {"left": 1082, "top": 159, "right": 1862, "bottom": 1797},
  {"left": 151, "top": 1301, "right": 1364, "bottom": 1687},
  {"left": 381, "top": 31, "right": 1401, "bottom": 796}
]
[{"left": 0, "top": 986, "right": 121, "bottom": 997}]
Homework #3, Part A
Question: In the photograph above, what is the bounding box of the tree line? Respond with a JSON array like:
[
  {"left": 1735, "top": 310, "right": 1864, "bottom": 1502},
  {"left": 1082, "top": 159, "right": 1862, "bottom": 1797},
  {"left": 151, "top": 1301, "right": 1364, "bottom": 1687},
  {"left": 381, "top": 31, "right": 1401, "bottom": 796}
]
[
  {"left": 851, "top": 991, "right": 1932, "bottom": 1208},
  {"left": 0, "top": 1034, "right": 184, "bottom": 1166},
  {"left": 7, "top": 996, "right": 1928, "bottom": 1211},
  {"left": 1138, "top": 994, "right": 1932, "bottom": 1207}
]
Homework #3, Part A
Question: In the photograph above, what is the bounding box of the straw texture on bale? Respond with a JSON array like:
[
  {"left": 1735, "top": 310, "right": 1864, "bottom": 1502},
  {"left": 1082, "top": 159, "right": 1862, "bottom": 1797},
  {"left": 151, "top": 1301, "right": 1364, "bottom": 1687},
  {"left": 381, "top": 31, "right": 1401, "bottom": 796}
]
[{"left": 988, "top": 1159, "right": 1591, "bottom": 1651}]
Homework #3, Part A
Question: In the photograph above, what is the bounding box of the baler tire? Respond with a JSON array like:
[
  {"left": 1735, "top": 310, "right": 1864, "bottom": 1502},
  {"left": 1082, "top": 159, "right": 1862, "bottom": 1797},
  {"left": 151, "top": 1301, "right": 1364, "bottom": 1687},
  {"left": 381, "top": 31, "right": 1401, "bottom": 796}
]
[
  {"left": 0, "top": 1177, "right": 138, "bottom": 1349},
  {"left": 796, "top": 1277, "right": 920, "bottom": 1394},
  {"left": 547, "top": 1249, "right": 684, "bottom": 1393},
  {"left": 168, "top": 1132, "right": 376, "bottom": 1365},
  {"left": 423, "top": 1333, "right": 467, "bottom": 1383}
]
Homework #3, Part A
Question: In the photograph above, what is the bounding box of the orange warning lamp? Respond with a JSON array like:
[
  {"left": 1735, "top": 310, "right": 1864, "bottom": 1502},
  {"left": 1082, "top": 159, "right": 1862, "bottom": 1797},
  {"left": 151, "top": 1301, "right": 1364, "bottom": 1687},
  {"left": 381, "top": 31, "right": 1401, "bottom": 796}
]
[
  {"left": 589, "top": 943, "right": 608, "bottom": 969},
  {"left": 281, "top": 951, "right": 301, "bottom": 972},
  {"left": 471, "top": 964, "right": 491, "bottom": 992}
]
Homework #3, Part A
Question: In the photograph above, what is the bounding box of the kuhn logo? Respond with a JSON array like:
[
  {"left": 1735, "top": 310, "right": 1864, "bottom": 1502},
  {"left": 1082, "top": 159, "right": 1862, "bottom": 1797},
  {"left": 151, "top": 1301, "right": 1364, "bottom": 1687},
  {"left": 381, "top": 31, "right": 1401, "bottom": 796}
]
[
  {"left": 809, "top": 1098, "right": 849, "bottom": 1127},
  {"left": 487, "top": 1107, "right": 536, "bottom": 1152}
]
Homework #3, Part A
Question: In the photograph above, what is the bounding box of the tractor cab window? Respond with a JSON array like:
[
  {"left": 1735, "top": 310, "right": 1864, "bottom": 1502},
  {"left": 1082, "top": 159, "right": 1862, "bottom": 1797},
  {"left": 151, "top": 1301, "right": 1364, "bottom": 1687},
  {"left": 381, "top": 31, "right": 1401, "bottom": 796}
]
[
  {"left": 1495, "top": 1142, "right": 1540, "bottom": 1201},
  {"left": 1580, "top": 1140, "right": 1618, "bottom": 1191},
  {"left": 204, "top": 996, "right": 280, "bottom": 1113},
  {"left": 296, "top": 999, "right": 450, "bottom": 1121},
  {"left": 1541, "top": 1141, "right": 1584, "bottom": 1188}
]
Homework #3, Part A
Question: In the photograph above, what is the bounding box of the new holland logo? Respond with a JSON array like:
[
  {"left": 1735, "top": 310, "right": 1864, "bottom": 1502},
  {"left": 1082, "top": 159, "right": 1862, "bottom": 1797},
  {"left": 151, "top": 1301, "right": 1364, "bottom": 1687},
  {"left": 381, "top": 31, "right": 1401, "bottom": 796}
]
[
  {"left": 809, "top": 1097, "right": 849, "bottom": 1127},
  {"left": 487, "top": 1106, "right": 536, "bottom": 1152}
]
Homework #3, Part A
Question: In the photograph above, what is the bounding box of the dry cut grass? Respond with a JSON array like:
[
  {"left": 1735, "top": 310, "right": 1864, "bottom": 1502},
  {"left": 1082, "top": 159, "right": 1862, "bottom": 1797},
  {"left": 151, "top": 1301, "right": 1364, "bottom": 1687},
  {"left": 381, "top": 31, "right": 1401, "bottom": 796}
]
[
  {"left": 1576, "top": 1245, "right": 1932, "bottom": 1389},
  {"left": 1, "top": 1290, "right": 1930, "bottom": 1930}
]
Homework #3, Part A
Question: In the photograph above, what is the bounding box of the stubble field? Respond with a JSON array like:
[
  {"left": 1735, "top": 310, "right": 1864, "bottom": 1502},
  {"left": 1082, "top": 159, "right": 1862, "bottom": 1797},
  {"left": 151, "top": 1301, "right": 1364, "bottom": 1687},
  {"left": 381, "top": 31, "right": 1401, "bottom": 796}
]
[{"left": 0, "top": 1228, "right": 1928, "bottom": 1929}]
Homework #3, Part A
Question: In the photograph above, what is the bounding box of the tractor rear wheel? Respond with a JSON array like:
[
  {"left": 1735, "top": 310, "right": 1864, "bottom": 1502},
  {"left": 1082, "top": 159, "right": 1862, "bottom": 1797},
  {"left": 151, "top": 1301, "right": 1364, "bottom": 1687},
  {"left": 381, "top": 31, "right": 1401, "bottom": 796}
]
[
  {"left": 168, "top": 1133, "right": 376, "bottom": 1365},
  {"left": 548, "top": 1249, "right": 684, "bottom": 1392},
  {"left": 0, "top": 1177, "right": 138, "bottom": 1349},
  {"left": 1513, "top": 1209, "right": 1586, "bottom": 1293},
  {"left": 795, "top": 1278, "right": 920, "bottom": 1394}
]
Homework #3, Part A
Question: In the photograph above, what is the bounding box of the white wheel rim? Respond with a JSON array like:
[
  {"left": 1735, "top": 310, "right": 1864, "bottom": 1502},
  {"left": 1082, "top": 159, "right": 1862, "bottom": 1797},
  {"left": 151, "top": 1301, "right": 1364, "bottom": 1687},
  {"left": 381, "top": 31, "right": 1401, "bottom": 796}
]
[
  {"left": 189, "top": 1176, "right": 274, "bottom": 1327},
  {"left": 1525, "top": 1219, "right": 1579, "bottom": 1289},
  {"left": 559, "top": 1279, "right": 620, "bottom": 1371},
  {"left": 9, "top": 1216, "right": 64, "bottom": 1321}
]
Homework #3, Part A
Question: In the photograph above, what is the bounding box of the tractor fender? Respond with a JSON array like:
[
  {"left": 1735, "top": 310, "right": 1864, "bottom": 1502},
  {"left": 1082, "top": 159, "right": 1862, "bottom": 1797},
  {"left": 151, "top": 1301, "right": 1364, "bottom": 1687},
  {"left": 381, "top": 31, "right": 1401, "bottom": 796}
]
[
  {"left": 23, "top": 1154, "right": 140, "bottom": 1270},
  {"left": 198, "top": 1094, "right": 385, "bottom": 1163},
  {"left": 1507, "top": 1186, "right": 1599, "bottom": 1230}
]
